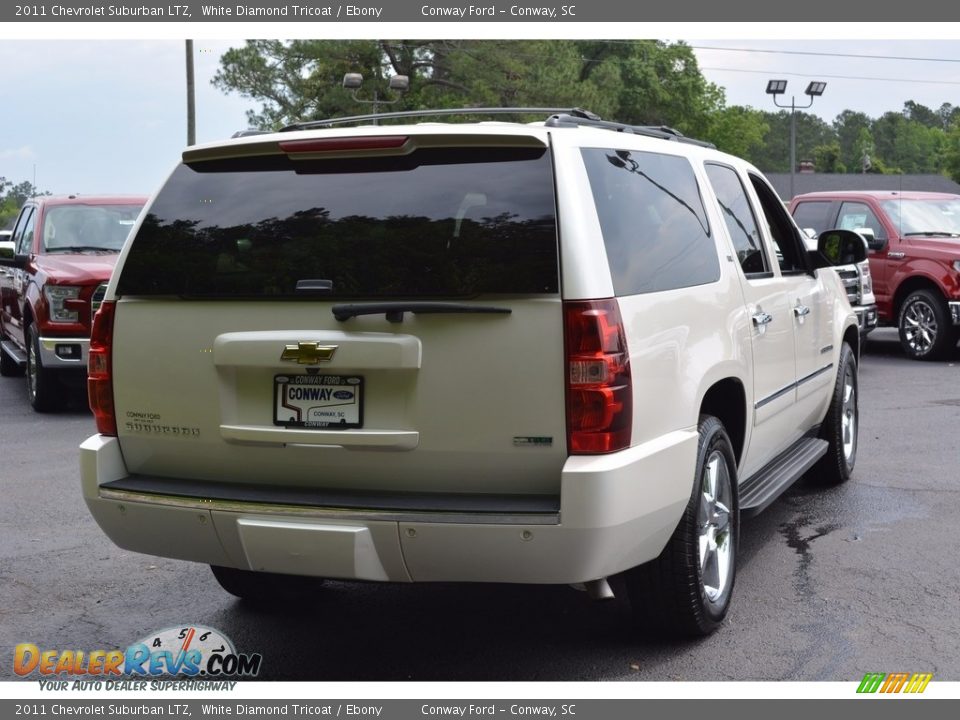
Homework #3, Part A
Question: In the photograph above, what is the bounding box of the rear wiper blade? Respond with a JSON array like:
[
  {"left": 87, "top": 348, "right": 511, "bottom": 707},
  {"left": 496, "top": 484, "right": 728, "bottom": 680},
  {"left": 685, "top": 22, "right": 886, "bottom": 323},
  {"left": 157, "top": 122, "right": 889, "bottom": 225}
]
[
  {"left": 332, "top": 302, "right": 512, "bottom": 323},
  {"left": 903, "top": 231, "right": 960, "bottom": 237}
]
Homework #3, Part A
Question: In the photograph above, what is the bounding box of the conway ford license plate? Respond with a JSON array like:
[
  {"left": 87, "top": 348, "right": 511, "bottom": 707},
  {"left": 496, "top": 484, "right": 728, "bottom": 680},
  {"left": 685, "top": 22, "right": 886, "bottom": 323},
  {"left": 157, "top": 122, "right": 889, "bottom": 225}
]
[{"left": 274, "top": 374, "right": 363, "bottom": 429}]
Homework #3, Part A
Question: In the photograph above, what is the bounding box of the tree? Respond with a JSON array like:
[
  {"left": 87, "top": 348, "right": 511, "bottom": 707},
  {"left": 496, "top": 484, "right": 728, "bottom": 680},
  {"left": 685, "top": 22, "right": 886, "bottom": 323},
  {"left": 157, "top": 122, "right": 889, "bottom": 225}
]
[
  {"left": 704, "top": 105, "right": 768, "bottom": 158},
  {"left": 937, "top": 103, "right": 960, "bottom": 130},
  {"left": 872, "top": 111, "right": 944, "bottom": 174},
  {"left": 213, "top": 39, "right": 724, "bottom": 134},
  {"left": 833, "top": 110, "right": 872, "bottom": 172},
  {"left": 903, "top": 100, "right": 941, "bottom": 129},
  {"left": 750, "top": 110, "right": 837, "bottom": 172},
  {"left": 812, "top": 142, "right": 845, "bottom": 173},
  {"left": 0, "top": 179, "right": 47, "bottom": 229},
  {"left": 852, "top": 127, "right": 885, "bottom": 174},
  {"left": 944, "top": 122, "right": 960, "bottom": 183}
]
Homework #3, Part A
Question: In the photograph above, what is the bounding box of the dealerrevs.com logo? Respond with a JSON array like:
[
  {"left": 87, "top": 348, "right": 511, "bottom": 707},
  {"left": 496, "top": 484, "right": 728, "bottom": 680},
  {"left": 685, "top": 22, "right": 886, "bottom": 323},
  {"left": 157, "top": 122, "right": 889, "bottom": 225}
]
[
  {"left": 14, "top": 625, "right": 262, "bottom": 683},
  {"left": 857, "top": 672, "right": 933, "bottom": 694}
]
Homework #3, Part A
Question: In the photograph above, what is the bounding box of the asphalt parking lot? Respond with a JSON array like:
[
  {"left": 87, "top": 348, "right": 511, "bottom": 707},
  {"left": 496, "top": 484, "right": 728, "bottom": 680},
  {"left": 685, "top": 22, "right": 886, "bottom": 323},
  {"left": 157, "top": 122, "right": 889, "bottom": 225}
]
[{"left": 1, "top": 327, "right": 958, "bottom": 681}]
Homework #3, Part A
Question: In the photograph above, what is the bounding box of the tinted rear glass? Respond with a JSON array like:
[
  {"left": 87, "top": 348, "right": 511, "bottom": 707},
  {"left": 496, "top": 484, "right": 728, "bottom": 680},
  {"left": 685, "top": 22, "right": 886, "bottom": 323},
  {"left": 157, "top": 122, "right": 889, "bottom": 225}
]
[
  {"left": 581, "top": 148, "right": 717, "bottom": 295},
  {"left": 117, "top": 147, "right": 558, "bottom": 298}
]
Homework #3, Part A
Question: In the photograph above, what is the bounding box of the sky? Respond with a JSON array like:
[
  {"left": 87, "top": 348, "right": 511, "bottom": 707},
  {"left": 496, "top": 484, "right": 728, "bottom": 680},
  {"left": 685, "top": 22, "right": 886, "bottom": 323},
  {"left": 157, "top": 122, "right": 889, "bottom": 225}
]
[{"left": 2, "top": 33, "right": 960, "bottom": 200}]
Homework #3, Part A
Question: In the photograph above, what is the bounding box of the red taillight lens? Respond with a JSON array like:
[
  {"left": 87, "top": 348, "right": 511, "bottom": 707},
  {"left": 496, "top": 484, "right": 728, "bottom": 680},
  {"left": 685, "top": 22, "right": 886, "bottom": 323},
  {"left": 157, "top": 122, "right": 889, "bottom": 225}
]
[
  {"left": 279, "top": 136, "right": 408, "bottom": 154},
  {"left": 564, "top": 299, "right": 632, "bottom": 454},
  {"left": 88, "top": 300, "right": 116, "bottom": 436}
]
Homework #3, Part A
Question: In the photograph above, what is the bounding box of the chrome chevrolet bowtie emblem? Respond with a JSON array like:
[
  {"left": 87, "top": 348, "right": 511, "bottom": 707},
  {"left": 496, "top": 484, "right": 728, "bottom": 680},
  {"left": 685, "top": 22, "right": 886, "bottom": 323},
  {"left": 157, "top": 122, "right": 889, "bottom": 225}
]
[{"left": 280, "top": 342, "right": 337, "bottom": 364}]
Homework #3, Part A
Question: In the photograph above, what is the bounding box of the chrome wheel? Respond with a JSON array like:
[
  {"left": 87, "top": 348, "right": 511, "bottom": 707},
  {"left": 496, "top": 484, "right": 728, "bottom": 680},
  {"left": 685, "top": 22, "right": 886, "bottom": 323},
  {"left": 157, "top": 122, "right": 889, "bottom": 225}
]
[
  {"left": 841, "top": 363, "right": 857, "bottom": 464},
  {"left": 902, "top": 299, "right": 938, "bottom": 355},
  {"left": 26, "top": 329, "right": 38, "bottom": 404},
  {"left": 698, "top": 450, "right": 734, "bottom": 603}
]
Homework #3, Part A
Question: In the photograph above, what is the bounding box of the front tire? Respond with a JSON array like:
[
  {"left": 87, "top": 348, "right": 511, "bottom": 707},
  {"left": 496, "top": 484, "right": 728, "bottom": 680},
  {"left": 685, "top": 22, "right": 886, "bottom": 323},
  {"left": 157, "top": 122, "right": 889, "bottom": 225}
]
[
  {"left": 626, "top": 416, "right": 738, "bottom": 637},
  {"left": 898, "top": 289, "right": 954, "bottom": 360},
  {"left": 812, "top": 343, "right": 858, "bottom": 485},
  {"left": 26, "top": 324, "right": 63, "bottom": 412}
]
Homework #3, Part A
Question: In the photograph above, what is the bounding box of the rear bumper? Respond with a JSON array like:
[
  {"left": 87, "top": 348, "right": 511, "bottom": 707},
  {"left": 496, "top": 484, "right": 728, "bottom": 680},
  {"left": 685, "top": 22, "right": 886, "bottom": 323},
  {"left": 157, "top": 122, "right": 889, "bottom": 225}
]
[{"left": 80, "top": 430, "right": 697, "bottom": 585}]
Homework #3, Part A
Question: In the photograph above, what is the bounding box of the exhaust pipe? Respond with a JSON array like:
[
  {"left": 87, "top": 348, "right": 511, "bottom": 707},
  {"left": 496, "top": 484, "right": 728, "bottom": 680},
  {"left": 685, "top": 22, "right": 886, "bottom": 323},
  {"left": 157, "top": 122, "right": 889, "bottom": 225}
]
[{"left": 570, "top": 578, "right": 615, "bottom": 601}]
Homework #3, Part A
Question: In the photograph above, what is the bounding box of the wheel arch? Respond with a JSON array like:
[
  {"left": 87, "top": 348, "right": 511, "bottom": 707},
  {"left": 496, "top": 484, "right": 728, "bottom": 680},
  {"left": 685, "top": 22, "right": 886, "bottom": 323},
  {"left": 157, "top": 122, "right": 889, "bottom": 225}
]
[
  {"left": 892, "top": 275, "right": 945, "bottom": 319},
  {"left": 698, "top": 377, "right": 747, "bottom": 467}
]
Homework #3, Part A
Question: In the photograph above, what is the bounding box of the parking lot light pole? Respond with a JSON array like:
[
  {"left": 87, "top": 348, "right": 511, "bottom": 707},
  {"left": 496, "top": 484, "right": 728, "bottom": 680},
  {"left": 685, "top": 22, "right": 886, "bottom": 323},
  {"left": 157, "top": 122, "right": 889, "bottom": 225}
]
[
  {"left": 342, "top": 73, "right": 409, "bottom": 125},
  {"left": 766, "top": 80, "right": 826, "bottom": 201}
]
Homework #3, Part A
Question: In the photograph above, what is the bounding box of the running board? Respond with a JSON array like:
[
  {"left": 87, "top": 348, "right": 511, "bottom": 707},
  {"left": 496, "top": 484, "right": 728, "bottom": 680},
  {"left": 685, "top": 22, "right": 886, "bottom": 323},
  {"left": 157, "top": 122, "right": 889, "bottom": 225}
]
[
  {"left": 1, "top": 340, "right": 26, "bottom": 366},
  {"left": 739, "top": 437, "right": 828, "bottom": 518}
]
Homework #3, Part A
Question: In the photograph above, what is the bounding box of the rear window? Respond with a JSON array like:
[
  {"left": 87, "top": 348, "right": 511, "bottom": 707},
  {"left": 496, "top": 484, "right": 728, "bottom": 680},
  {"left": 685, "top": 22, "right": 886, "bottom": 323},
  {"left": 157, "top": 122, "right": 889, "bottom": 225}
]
[
  {"left": 581, "top": 148, "right": 717, "bottom": 295},
  {"left": 116, "top": 147, "right": 558, "bottom": 299}
]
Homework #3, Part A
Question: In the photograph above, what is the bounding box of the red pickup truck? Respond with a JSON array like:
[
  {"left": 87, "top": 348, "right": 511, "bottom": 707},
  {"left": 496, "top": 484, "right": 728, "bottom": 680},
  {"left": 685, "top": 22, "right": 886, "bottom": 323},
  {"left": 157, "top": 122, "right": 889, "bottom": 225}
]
[
  {"left": 0, "top": 195, "right": 147, "bottom": 410},
  {"left": 790, "top": 191, "right": 960, "bottom": 360}
]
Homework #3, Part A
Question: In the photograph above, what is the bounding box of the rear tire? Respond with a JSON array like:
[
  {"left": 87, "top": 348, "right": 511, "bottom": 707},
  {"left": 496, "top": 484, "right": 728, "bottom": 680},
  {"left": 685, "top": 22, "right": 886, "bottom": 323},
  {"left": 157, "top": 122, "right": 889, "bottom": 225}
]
[
  {"left": 26, "top": 324, "right": 62, "bottom": 412},
  {"left": 898, "top": 289, "right": 954, "bottom": 360},
  {"left": 626, "top": 416, "right": 738, "bottom": 637},
  {"left": 812, "top": 343, "right": 858, "bottom": 486},
  {"left": 211, "top": 565, "right": 325, "bottom": 604}
]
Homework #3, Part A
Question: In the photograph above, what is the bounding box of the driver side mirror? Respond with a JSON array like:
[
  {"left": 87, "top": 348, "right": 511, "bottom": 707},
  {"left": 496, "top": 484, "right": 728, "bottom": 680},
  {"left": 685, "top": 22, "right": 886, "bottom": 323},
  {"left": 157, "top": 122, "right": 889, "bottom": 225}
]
[{"left": 811, "top": 229, "right": 868, "bottom": 268}]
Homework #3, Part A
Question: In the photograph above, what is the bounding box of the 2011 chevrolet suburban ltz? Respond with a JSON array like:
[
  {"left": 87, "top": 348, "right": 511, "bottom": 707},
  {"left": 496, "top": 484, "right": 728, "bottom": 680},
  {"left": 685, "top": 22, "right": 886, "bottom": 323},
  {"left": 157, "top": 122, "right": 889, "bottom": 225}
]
[{"left": 80, "top": 109, "right": 865, "bottom": 637}]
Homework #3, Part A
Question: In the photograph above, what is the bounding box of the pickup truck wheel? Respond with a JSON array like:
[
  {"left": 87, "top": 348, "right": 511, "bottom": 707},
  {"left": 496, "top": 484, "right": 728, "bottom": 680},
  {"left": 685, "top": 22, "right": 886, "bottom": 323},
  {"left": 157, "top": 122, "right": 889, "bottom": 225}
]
[
  {"left": 0, "top": 342, "right": 24, "bottom": 377},
  {"left": 811, "top": 343, "right": 858, "bottom": 486},
  {"left": 26, "top": 324, "right": 63, "bottom": 412},
  {"left": 210, "top": 565, "right": 325, "bottom": 605},
  {"left": 626, "top": 416, "right": 738, "bottom": 637},
  {"left": 898, "top": 290, "right": 954, "bottom": 360}
]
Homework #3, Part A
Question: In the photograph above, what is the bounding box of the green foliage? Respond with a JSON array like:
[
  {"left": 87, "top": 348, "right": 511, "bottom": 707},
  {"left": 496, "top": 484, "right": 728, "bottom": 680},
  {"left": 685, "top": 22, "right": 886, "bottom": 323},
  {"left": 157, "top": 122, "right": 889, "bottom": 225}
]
[
  {"left": 0, "top": 178, "right": 48, "bottom": 230},
  {"left": 833, "top": 110, "right": 873, "bottom": 172},
  {"left": 813, "top": 143, "right": 845, "bottom": 174},
  {"left": 704, "top": 105, "right": 768, "bottom": 158},
  {"left": 746, "top": 111, "right": 836, "bottom": 172},
  {"left": 212, "top": 40, "right": 960, "bottom": 184},
  {"left": 945, "top": 123, "right": 960, "bottom": 184},
  {"left": 214, "top": 39, "right": 722, "bottom": 133}
]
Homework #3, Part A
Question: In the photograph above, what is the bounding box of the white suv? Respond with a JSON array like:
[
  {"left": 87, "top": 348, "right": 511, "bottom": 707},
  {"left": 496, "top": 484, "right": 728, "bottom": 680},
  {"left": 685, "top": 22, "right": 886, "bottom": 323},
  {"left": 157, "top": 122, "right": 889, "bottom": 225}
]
[{"left": 81, "top": 109, "right": 865, "bottom": 636}]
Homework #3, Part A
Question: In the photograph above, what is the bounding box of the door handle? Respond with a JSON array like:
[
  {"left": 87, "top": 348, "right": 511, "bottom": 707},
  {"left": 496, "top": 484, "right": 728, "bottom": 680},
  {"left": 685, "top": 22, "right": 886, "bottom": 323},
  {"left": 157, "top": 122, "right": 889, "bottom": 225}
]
[
  {"left": 752, "top": 311, "right": 773, "bottom": 336},
  {"left": 793, "top": 303, "right": 810, "bottom": 318}
]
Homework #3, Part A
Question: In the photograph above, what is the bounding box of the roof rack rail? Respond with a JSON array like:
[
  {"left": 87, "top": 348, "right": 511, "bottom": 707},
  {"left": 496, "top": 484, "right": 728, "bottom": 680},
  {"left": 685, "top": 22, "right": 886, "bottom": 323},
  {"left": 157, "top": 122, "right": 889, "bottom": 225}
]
[
  {"left": 279, "top": 107, "right": 600, "bottom": 132},
  {"left": 545, "top": 113, "right": 715, "bottom": 148}
]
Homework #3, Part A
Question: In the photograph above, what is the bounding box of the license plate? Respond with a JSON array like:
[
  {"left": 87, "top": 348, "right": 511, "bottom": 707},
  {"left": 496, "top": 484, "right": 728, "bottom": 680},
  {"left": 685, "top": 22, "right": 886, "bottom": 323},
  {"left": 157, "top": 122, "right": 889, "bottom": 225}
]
[{"left": 274, "top": 374, "right": 363, "bottom": 429}]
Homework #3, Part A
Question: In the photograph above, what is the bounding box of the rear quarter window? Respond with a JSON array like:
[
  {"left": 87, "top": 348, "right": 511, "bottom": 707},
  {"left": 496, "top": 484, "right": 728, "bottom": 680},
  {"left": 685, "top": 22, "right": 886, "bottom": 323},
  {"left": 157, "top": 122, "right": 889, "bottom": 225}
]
[
  {"left": 116, "top": 146, "right": 559, "bottom": 299},
  {"left": 581, "top": 148, "right": 718, "bottom": 295}
]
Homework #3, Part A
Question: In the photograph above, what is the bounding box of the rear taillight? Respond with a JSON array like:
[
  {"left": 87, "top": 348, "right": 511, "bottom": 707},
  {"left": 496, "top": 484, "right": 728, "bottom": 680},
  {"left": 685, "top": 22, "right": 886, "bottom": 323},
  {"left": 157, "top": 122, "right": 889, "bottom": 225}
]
[
  {"left": 88, "top": 300, "right": 116, "bottom": 436},
  {"left": 564, "top": 299, "right": 632, "bottom": 454}
]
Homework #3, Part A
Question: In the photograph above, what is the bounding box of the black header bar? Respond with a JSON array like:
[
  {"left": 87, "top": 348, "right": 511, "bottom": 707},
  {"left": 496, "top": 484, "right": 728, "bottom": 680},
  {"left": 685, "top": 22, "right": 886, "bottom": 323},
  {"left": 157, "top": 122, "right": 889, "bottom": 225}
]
[{"left": 3, "top": 0, "right": 958, "bottom": 22}]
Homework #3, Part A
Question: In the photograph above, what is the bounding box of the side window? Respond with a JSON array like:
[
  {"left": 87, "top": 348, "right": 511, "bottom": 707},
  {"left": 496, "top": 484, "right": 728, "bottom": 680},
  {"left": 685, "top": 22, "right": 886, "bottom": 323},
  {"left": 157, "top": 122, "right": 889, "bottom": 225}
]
[
  {"left": 791, "top": 201, "right": 835, "bottom": 238},
  {"left": 11, "top": 207, "right": 36, "bottom": 256},
  {"left": 581, "top": 147, "right": 718, "bottom": 295},
  {"left": 704, "top": 163, "right": 769, "bottom": 276},
  {"left": 837, "top": 201, "right": 886, "bottom": 240},
  {"left": 748, "top": 174, "right": 809, "bottom": 274}
]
